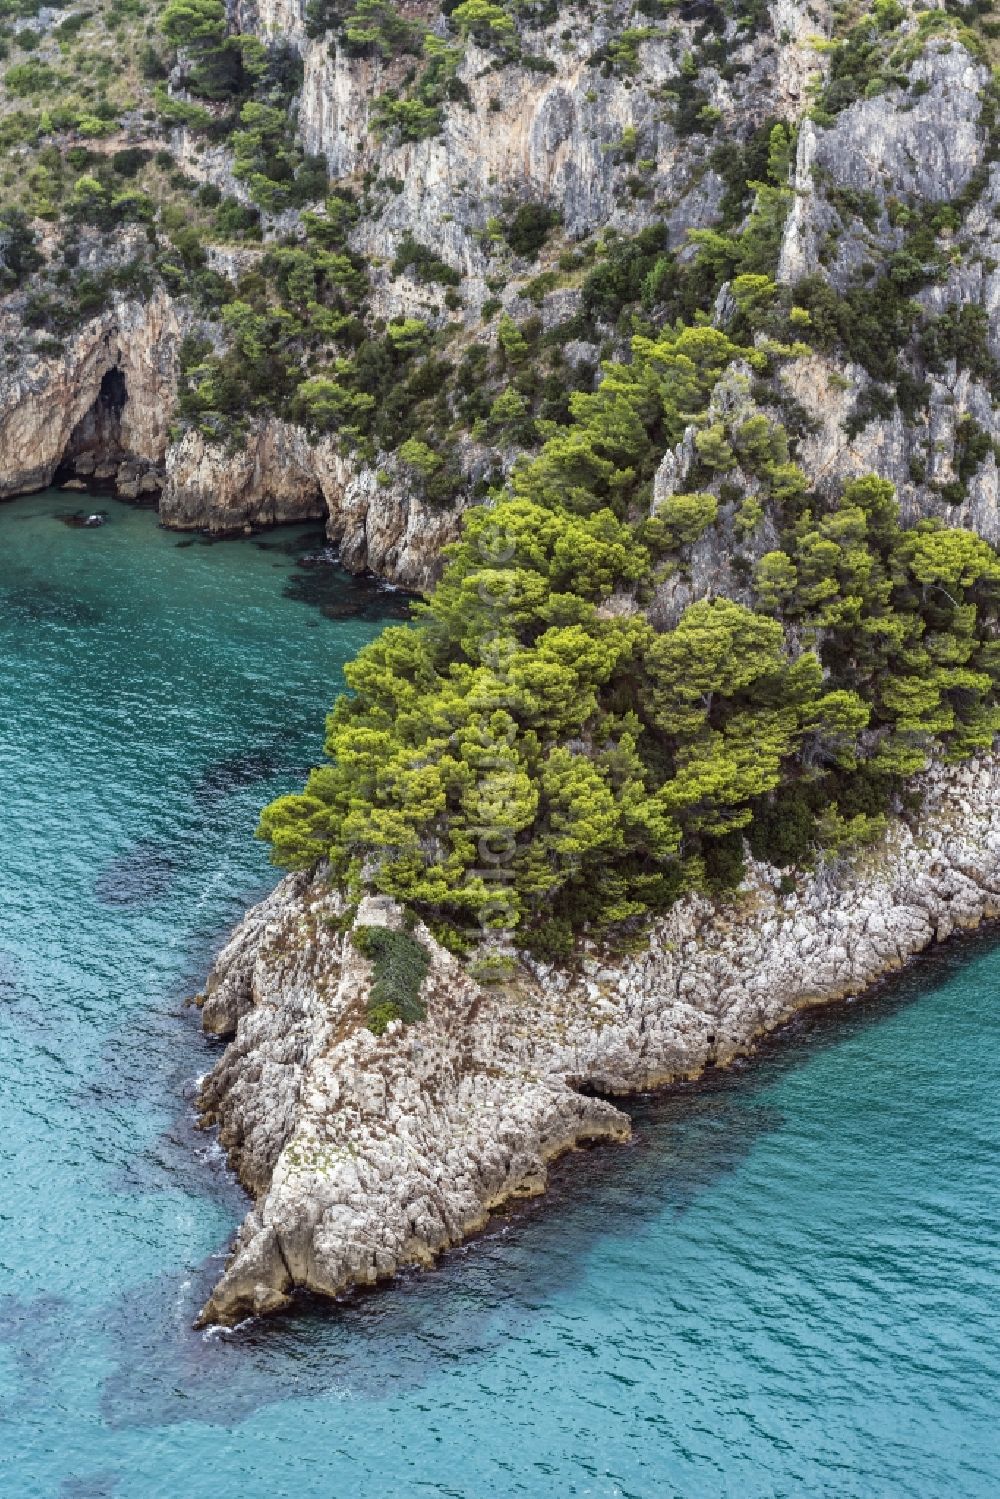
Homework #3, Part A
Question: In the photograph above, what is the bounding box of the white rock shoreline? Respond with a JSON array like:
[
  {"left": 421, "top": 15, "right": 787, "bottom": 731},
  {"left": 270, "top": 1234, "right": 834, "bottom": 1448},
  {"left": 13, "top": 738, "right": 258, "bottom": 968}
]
[{"left": 193, "top": 754, "right": 1000, "bottom": 1327}]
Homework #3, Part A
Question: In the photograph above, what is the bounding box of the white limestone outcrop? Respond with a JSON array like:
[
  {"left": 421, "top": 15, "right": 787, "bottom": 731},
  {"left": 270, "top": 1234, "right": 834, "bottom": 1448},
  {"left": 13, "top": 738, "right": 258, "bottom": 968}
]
[{"left": 194, "top": 753, "right": 1000, "bottom": 1326}]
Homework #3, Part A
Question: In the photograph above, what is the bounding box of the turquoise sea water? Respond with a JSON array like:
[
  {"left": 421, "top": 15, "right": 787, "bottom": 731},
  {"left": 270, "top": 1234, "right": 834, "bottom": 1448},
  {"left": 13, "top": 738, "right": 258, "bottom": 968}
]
[{"left": 1, "top": 489, "right": 998, "bottom": 1499}]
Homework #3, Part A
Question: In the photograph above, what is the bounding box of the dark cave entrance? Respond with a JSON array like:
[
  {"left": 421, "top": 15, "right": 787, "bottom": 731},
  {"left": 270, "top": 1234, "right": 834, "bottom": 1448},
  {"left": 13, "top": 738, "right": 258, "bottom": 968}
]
[
  {"left": 62, "top": 366, "right": 129, "bottom": 474},
  {"left": 56, "top": 366, "right": 162, "bottom": 501},
  {"left": 98, "top": 366, "right": 128, "bottom": 418}
]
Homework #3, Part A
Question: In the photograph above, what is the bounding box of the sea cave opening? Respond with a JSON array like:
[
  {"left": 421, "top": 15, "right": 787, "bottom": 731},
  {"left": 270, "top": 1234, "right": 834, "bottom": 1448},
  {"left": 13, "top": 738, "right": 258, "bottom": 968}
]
[{"left": 56, "top": 366, "right": 162, "bottom": 500}]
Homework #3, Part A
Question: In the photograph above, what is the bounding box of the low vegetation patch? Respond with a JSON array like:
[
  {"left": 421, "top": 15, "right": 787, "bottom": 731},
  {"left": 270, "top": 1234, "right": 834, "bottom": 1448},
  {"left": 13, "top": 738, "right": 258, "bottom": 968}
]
[{"left": 352, "top": 925, "right": 431, "bottom": 1035}]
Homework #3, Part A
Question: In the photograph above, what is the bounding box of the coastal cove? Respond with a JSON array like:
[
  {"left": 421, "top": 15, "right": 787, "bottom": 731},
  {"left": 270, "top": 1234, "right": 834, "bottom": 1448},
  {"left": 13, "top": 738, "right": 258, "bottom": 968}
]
[{"left": 1, "top": 488, "right": 999, "bottom": 1495}]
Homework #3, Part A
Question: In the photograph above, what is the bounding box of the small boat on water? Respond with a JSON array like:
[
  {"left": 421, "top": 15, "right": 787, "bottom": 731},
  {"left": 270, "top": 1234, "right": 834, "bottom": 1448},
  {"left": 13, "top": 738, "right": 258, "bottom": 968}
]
[{"left": 62, "top": 510, "right": 108, "bottom": 528}]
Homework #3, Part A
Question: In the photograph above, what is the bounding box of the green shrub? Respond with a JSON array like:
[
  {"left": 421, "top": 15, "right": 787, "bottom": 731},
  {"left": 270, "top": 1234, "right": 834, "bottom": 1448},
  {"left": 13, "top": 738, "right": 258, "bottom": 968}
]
[
  {"left": 581, "top": 222, "right": 670, "bottom": 326},
  {"left": 161, "top": 0, "right": 226, "bottom": 48},
  {"left": 450, "top": 0, "right": 514, "bottom": 45},
  {"left": 214, "top": 196, "right": 261, "bottom": 238},
  {"left": 702, "top": 830, "right": 747, "bottom": 892},
  {"left": 0, "top": 207, "right": 43, "bottom": 291},
  {"left": 659, "top": 491, "right": 718, "bottom": 545},
  {"left": 392, "top": 232, "right": 461, "bottom": 285},
  {"left": 523, "top": 915, "right": 575, "bottom": 962},
  {"left": 589, "top": 26, "right": 655, "bottom": 76},
  {"left": 748, "top": 786, "right": 818, "bottom": 867},
  {"left": 111, "top": 147, "right": 150, "bottom": 178},
  {"left": 343, "top": 0, "right": 423, "bottom": 57},
  {"left": 956, "top": 414, "right": 995, "bottom": 478},
  {"left": 504, "top": 202, "right": 559, "bottom": 259},
  {"left": 6, "top": 59, "right": 60, "bottom": 95},
  {"left": 352, "top": 925, "right": 431, "bottom": 1033}
]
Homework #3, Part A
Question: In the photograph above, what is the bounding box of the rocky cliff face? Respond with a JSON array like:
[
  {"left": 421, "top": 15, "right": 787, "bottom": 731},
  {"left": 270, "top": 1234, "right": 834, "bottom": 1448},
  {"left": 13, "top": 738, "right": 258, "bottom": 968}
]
[
  {"left": 0, "top": 283, "right": 184, "bottom": 501},
  {"left": 255, "top": 0, "right": 799, "bottom": 287},
  {"left": 2, "top": 6, "right": 998, "bottom": 591},
  {"left": 774, "top": 35, "right": 1000, "bottom": 538},
  {"left": 195, "top": 752, "right": 1000, "bottom": 1325},
  {"left": 161, "top": 421, "right": 463, "bottom": 587}
]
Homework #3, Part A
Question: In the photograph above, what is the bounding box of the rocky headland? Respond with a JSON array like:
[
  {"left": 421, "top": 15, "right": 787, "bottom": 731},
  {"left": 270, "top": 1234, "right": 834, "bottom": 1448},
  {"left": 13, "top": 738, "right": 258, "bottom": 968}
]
[{"left": 194, "top": 752, "right": 1000, "bottom": 1326}]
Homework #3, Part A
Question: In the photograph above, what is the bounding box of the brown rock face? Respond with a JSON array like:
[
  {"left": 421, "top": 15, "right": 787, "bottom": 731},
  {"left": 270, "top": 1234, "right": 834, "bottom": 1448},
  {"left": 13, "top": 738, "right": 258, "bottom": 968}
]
[
  {"left": 0, "top": 290, "right": 185, "bottom": 499},
  {"left": 160, "top": 419, "right": 465, "bottom": 592},
  {"left": 159, "top": 423, "right": 328, "bottom": 536},
  {"left": 0, "top": 296, "right": 463, "bottom": 589}
]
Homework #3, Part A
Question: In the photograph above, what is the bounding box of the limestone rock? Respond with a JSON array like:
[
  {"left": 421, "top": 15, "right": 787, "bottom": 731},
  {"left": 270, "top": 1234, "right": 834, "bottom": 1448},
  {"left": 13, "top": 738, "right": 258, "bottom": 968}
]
[
  {"left": 160, "top": 421, "right": 467, "bottom": 591},
  {"left": 195, "top": 753, "right": 1000, "bottom": 1327},
  {"left": 0, "top": 287, "right": 186, "bottom": 499}
]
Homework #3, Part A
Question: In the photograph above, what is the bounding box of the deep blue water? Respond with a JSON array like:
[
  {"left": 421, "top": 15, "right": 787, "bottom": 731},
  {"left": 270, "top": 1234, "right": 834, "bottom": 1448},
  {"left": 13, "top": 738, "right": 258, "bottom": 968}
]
[{"left": 1, "top": 490, "right": 998, "bottom": 1498}]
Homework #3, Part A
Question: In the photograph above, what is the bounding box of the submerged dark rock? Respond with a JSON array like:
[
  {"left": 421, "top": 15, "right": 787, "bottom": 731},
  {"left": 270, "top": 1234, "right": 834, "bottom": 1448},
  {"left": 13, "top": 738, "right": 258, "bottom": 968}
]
[
  {"left": 3, "top": 583, "right": 102, "bottom": 629},
  {"left": 193, "top": 746, "right": 291, "bottom": 805},
  {"left": 282, "top": 554, "right": 412, "bottom": 623},
  {"left": 95, "top": 842, "right": 177, "bottom": 908}
]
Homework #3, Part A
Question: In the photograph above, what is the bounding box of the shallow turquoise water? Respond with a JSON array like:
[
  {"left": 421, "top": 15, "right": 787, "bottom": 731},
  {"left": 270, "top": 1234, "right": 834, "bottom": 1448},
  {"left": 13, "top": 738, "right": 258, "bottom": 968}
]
[{"left": 1, "top": 490, "right": 998, "bottom": 1498}]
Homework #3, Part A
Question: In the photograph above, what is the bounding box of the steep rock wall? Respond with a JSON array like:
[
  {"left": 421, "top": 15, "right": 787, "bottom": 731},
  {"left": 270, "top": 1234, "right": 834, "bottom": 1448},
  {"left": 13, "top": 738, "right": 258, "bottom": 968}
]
[
  {"left": 0, "top": 288, "right": 184, "bottom": 499},
  {"left": 161, "top": 421, "right": 466, "bottom": 589},
  {"left": 250, "top": 1, "right": 810, "bottom": 300},
  {"left": 775, "top": 37, "right": 1000, "bottom": 529}
]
